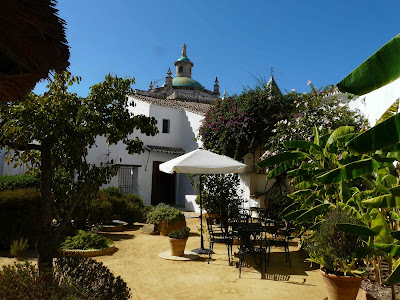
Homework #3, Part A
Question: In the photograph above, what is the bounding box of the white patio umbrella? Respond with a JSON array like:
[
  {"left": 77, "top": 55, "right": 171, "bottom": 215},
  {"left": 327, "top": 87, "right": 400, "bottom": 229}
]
[{"left": 159, "top": 148, "right": 247, "bottom": 253}]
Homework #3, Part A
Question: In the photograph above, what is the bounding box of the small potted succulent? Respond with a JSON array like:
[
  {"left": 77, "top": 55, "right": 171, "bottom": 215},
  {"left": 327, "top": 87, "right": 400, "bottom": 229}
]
[
  {"left": 168, "top": 227, "right": 190, "bottom": 257},
  {"left": 306, "top": 208, "right": 374, "bottom": 300}
]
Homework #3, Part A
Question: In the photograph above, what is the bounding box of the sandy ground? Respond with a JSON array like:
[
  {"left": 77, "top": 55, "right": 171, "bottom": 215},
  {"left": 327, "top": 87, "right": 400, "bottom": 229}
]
[{"left": 0, "top": 215, "right": 328, "bottom": 300}]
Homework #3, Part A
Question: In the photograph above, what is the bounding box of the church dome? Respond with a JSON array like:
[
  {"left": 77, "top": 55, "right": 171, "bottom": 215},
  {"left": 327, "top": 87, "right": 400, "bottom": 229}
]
[
  {"left": 173, "top": 77, "right": 203, "bottom": 88},
  {"left": 177, "top": 56, "right": 191, "bottom": 62}
]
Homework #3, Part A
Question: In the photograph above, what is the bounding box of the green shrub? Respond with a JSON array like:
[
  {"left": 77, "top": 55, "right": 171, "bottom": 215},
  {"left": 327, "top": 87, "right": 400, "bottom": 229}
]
[
  {"left": 55, "top": 257, "right": 131, "bottom": 300},
  {"left": 60, "top": 230, "right": 113, "bottom": 250},
  {"left": 117, "top": 194, "right": 146, "bottom": 223},
  {"left": 0, "top": 188, "right": 41, "bottom": 248},
  {"left": 10, "top": 238, "right": 28, "bottom": 257},
  {"left": 146, "top": 203, "right": 185, "bottom": 225},
  {"left": 101, "top": 186, "right": 123, "bottom": 198},
  {"left": 87, "top": 191, "right": 114, "bottom": 225},
  {"left": 307, "top": 209, "right": 365, "bottom": 275},
  {"left": 0, "top": 259, "right": 131, "bottom": 300},
  {"left": 0, "top": 174, "right": 40, "bottom": 191},
  {"left": 168, "top": 227, "right": 190, "bottom": 239},
  {"left": 73, "top": 190, "right": 146, "bottom": 227}
]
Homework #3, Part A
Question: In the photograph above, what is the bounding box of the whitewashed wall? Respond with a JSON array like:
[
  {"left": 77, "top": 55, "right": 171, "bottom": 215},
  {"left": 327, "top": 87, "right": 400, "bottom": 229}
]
[
  {"left": 348, "top": 77, "right": 400, "bottom": 126},
  {"left": 85, "top": 96, "right": 204, "bottom": 206}
]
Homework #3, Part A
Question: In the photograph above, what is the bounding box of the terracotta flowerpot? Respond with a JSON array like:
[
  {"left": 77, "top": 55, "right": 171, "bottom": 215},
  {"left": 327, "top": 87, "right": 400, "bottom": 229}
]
[
  {"left": 320, "top": 269, "right": 363, "bottom": 300},
  {"left": 157, "top": 219, "right": 186, "bottom": 236},
  {"left": 169, "top": 238, "right": 188, "bottom": 256}
]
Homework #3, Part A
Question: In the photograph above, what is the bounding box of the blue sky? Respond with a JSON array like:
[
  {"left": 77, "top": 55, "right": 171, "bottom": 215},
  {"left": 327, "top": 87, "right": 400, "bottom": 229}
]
[{"left": 34, "top": 0, "right": 400, "bottom": 97}]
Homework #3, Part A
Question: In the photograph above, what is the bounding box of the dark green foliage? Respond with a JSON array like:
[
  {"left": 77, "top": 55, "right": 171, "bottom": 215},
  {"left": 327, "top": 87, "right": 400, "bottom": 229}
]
[
  {"left": 308, "top": 209, "right": 365, "bottom": 275},
  {"left": 168, "top": 227, "right": 190, "bottom": 239},
  {"left": 0, "top": 258, "right": 131, "bottom": 300},
  {"left": 199, "top": 174, "right": 245, "bottom": 226},
  {"left": 72, "top": 190, "right": 147, "bottom": 227},
  {"left": 55, "top": 257, "right": 131, "bottom": 300},
  {"left": 0, "top": 262, "right": 76, "bottom": 300},
  {"left": 60, "top": 230, "right": 113, "bottom": 250},
  {"left": 0, "top": 174, "right": 40, "bottom": 191},
  {"left": 10, "top": 238, "right": 28, "bottom": 257},
  {"left": 117, "top": 194, "right": 146, "bottom": 223},
  {"left": 102, "top": 186, "right": 123, "bottom": 198},
  {"left": 146, "top": 203, "right": 185, "bottom": 225},
  {"left": 200, "top": 81, "right": 291, "bottom": 160},
  {"left": 0, "top": 188, "right": 41, "bottom": 248}
]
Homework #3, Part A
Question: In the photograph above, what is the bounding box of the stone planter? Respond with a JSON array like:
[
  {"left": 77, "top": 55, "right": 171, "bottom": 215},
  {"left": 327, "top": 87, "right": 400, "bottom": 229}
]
[
  {"left": 101, "top": 224, "right": 124, "bottom": 232},
  {"left": 320, "top": 269, "right": 363, "bottom": 300},
  {"left": 58, "top": 244, "right": 116, "bottom": 257},
  {"left": 169, "top": 238, "right": 188, "bottom": 256},
  {"left": 157, "top": 219, "right": 186, "bottom": 236}
]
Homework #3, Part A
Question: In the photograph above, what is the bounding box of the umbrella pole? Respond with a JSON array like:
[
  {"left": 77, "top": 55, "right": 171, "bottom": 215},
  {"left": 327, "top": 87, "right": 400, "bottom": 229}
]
[
  {"left": 200, "top": 174, "right": 204, "bottom": 249},
  {"left": 192, "top": 174, "right": 208, "bottom": 254}
]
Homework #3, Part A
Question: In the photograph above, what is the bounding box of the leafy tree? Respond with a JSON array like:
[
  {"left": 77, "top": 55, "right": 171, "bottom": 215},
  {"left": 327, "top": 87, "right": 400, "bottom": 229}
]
[
  {"left": 200, "top": 79, "right": 367, "bottom": 161},
  {"left": 200, "top": 80, "right": 291, "bottom": 160},
  {"left": 200, "top": 174, "right": 245, "bottom": 229},
  {"left": 263, "top": 82, "right": 368, "bottom": 157},
  {"left": 0, "top": 72, "right": 158, "bottom": 273}
]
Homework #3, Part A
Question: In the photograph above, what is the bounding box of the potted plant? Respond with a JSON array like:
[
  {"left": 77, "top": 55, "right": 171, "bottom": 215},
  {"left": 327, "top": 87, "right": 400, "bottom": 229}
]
[
  {"left": 146, "top": 203, "right": 186, "bottom": 236},
  {"left": 168, "top": 227, "right": 190, "bottom": 256},
  {"left": 306, "top": 209, "right": 373, "bottom": 300}
]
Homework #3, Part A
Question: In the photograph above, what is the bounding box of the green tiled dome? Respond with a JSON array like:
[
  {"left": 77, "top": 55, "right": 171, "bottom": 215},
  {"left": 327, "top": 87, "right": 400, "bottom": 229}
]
[
  {"left": 173, "top": 77, "right": 203, "bottom": 88},
  {"left": 177, "top": 56, "right": 191, "bottom": 62}
]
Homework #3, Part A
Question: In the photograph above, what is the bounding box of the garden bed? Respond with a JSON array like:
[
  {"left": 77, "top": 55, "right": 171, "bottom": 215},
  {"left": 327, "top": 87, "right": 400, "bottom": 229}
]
[{"left": 58, "top": 245, "right": 116, "bottom": 257}]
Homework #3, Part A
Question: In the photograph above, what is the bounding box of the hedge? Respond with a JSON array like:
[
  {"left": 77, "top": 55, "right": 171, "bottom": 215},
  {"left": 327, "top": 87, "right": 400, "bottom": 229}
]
[
  {"left": 0, "top": 174, "right": 40, "bottom": 191},
  {"left": 0, "top": 188, "right": 41, "bottom": 248}
]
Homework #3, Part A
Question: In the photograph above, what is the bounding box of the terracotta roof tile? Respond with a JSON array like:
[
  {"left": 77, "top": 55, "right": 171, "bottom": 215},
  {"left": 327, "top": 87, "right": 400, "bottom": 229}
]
[
  {"left": 145, "top": 145, "right": 185, "bottom": 155},
  {"left": 130, "top": 94, "right": 211, "bottom": 115}
]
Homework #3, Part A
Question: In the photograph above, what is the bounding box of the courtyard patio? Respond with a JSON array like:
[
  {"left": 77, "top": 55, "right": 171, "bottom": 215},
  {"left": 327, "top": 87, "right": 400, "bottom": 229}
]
[{"left": 0, "top": 213, "right": 328, "bottom": 300}]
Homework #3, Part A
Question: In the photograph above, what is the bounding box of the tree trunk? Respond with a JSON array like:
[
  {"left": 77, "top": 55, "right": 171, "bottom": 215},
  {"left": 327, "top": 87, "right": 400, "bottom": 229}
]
[{"left": 37, "top": 141, "right": 54, "bottom": 275}]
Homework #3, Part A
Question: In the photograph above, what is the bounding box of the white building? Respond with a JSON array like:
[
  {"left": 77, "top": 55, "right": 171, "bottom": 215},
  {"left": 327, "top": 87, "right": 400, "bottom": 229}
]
[{"left": 85, "top": 45, "right": 221, "bottom": 209}]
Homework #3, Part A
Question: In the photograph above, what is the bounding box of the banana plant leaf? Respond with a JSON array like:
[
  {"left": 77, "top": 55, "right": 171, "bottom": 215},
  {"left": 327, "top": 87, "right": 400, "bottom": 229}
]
[
  {"left": 387, "top": 262, "right": 400, "bottom": 285},
  {"left": 299, "top": 161, "right": 316, "bottom": 170},
  {"left": 325, "top": 126, "right": 355, "bottom": 152},
  {"left": 296, "top": 203, "right": 331, "bottom": 223},
  {"left": 390, "top": 186, "right": 400, "bottom": 196},
  {"left": 336, "top": 223, "right": 377, "bottom": 236},
  {"left": 337, "top": 34, "right": 400, "bottom": 95},
  {"left": 287, "top": 189, "right": 313, "bottom": 200},
  {"left": 317, "top": 158, "right": 391, "bottom": 184},
  {"left": 377, "top": 174, "right": 397, "bottom": 187},
  {"left": 279, "top": 202, "right": 299, "bottom": 218},
  {"left": 374, "top": 243, "right": 400, "bottom": 257},
  {"left": 337, "top": 133, "right": 359, "bottom": 145},
  {"left": 337, "top": 202, "right": 363, "bottom": 220},
  {"left": 295, "top": 179, "right": 319, "bottom": 190},
  {"left": 347, "top": 113, "right": 400, "bottom": 154},
  {"left": 391, "top": 231, "right": 400, "bottom": 240},
  {"left": 339, "top": 181, "right": 351, "bottom": 202},
  {"left": 266, "top": 160, "right": 297, "bottom": 179},
  {"left": 370, "top": 208, "right": 394, "bottom": 244},
  {"left": 314, "top": 125, "right": 320, "bottom": 146},
  {"left": 309, "top": 220, "right": 324, "bottom": 231},
  {"left": 284, "top": 140, "right": 322, "bottom": 152},
  {"left": 257, "top": 151, "right": 307, "bottom": 168},
  {"left": 281, "top": 209, "right": 308, "bottom": 221},
  {"left": 362, "top": 194, "right": 400, "bottom": 208},
  {"left": 347, "top": 190, "right": 375, "bottom": 204},
  {"left": 376, "top": 98, "right": 399, "bottom": 125}
]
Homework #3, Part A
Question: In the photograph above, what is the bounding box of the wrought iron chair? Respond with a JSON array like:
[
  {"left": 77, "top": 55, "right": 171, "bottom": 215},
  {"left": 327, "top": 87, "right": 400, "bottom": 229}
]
[
  {"left": 206, "top": 217, "right": 233, "bottom": 265},
  {"left": 266, "top": 220, "right": 293, "bottom": 267},
  {"left": 237, "top": 224, "right": 267, "bottom": 279}
]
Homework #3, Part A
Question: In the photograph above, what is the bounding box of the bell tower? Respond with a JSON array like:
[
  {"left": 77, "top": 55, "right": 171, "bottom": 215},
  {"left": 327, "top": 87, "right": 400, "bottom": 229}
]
[{"left": 174, "top": 44, "right": 194, "bottom": 78}]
